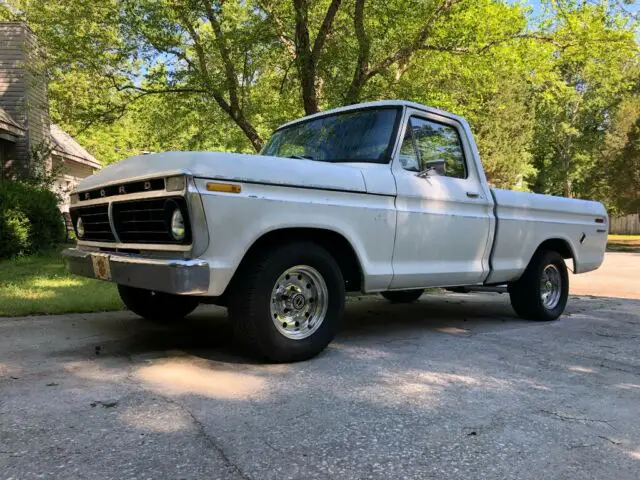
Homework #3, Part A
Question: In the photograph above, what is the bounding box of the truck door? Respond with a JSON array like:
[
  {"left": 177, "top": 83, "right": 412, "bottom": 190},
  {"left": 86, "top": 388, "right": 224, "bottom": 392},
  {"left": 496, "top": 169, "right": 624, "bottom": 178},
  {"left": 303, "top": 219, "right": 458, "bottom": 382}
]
[{"left": 389, "top": 109, "right": 494, "bottom": 288}]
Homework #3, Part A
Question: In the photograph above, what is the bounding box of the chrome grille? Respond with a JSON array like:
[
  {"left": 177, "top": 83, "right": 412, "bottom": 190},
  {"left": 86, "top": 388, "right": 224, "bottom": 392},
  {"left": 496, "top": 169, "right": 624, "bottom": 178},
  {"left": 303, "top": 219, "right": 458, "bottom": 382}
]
[
  {"left": 112, "top": 197, "right": 191, "bottom": 245},
  {"left": 69, "top": 205, "right": 115, "bottom": 242}
]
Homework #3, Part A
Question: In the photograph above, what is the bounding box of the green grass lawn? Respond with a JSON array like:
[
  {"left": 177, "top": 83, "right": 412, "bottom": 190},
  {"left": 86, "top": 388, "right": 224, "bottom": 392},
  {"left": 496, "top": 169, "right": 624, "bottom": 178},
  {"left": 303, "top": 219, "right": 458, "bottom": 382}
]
[
  {"left": 0, "top": 247, "right": 123, "bottom": 317},
  {"left": 607, "top": 234, "right": 640, "bottom": 252}
]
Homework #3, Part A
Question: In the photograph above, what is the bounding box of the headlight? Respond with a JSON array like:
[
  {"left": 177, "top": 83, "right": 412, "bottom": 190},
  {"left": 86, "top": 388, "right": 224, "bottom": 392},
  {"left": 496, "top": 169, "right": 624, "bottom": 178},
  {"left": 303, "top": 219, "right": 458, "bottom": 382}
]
[
  {"left": 170, "top": 209, "right": 185, "bottom": 241},
  {"left": 166, "top": 175, "right": 186, "bottom": 192},
  {"left": 76, "top": 217, "right": 85, "bottom": 238}
]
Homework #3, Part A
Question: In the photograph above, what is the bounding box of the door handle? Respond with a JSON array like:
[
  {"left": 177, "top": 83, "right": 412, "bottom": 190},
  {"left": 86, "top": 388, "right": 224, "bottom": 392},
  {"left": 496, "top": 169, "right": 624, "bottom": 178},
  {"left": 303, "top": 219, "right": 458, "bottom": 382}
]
[{"left": 466, "top": 192, "right": 480, "bottom": 198}]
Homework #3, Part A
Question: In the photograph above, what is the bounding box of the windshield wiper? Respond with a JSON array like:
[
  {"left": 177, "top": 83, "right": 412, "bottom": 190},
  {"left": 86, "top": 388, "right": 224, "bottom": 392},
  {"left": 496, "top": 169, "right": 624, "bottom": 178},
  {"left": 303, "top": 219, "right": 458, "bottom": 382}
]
[{"left": 288, "top": 154, "right": 315, "bottom": 160}]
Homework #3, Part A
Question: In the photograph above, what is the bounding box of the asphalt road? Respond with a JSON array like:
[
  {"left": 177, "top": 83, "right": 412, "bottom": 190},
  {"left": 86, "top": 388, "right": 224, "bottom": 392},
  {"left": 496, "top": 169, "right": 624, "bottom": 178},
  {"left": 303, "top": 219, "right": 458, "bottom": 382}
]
[{"left": 1, "top": 252, "right": 639, "bottom": 479}]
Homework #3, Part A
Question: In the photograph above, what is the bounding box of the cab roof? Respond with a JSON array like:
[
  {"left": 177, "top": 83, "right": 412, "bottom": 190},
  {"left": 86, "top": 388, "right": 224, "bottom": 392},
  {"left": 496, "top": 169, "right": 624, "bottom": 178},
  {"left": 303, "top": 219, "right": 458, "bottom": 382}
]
[{"left": 277, "top": 100, "right": 465, "bottom": 130}]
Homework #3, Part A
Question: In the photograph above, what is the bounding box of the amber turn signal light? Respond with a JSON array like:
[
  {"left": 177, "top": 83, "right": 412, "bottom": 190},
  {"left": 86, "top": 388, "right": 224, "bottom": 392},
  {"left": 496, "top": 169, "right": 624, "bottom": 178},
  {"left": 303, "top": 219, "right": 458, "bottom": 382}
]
[{"left": 206, "top": 182, "right": 242, "bottom": 194}]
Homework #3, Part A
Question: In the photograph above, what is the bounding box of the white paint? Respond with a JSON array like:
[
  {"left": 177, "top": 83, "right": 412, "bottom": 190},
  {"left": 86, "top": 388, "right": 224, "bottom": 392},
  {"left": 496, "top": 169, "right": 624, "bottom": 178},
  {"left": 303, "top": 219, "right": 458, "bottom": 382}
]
[
  {"left": 74, "top": 100, "right": 608, "bottom": 296},
  {"left": 78, "top": 151, "right": 366, "bottom": 194},
  {"left": 486, "top": 189, "right": 607, "bottom": 283},
  {"left": 389, "top": 106, "right": 495, "bottom": 288},
  {"left": 194, "top": 178, "right": 397, "bottom": 295}
]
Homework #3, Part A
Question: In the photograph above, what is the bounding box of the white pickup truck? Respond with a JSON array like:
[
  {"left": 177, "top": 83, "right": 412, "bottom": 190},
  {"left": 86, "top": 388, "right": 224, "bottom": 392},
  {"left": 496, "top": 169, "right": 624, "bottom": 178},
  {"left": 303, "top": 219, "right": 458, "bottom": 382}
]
[{"left": 64, "top": 100, "right": 608, "bottom": 362}]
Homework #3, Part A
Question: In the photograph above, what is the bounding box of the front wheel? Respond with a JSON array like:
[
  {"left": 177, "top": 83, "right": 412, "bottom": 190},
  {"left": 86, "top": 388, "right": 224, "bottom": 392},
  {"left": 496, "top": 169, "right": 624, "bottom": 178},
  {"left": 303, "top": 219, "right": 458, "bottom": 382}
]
[
  {"left": 508, "top": 250, "right": 569, "bottom": 321},
  {"left": 228, "top": 242, "right": 345, "bottom": 363},
  {"left": 118, "top": 285, "right": 199, "bottom": 323},
  {"left": 380, "top": 289, "right": 424, "bottom": 303}
]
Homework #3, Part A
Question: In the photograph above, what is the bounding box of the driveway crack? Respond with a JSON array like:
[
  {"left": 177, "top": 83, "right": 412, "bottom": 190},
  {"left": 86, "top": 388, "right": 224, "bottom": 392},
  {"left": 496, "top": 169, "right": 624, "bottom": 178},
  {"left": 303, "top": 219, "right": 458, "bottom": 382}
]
[
  {"left": 119, "top": 355, "right": 251, "bottom": 480},
  {"left": 598, "top": 435, "right": 623, "bottom": 446},
  {"left": 539, "top": 409, "right": 617, "bottom": 429},
  {"left": 156, "top": 394, "right": 252, "bottom": 480}
]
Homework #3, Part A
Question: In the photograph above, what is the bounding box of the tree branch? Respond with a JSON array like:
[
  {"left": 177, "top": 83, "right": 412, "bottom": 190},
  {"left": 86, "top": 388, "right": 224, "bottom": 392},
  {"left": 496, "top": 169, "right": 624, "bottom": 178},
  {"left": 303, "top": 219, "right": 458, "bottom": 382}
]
[
  {"left": 345, "top": 0, "right": 369, "bottom": 104},
  {"left": 256, "top": 1, "right": 297, "bottom": 56},
  {"left": 279, "top": 58, "right": 296, "bottom": 94},
  {"left": 178, "top": 12, "right": 215, "bottom": 91},
  {"left": 203, "top": 1, "right": 240, "bottom": 111},
  {"left": 415, "top": 32, "right": 559, "bottom": 56},
  {"left": 115, "top": 85, "right": 208, "bottom": 95},
  {"left": 365, "top": 0, "right": 461, "bottom": 81},
  {"left": 614, "top": 0, "right": 638, "bottom": 19},
  {"left": 176, "top": 6, "right": 263, "bottom": 150},
  {"left": 311, "top": 0, "right": 343, "bottom": 64}
]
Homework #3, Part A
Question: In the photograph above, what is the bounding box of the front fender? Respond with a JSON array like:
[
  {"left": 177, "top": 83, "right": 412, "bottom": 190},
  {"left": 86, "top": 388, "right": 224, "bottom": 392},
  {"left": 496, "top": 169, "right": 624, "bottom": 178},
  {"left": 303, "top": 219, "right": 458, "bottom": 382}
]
[{"left": 193, "top": 179, "right": 397, "bottom": 296}]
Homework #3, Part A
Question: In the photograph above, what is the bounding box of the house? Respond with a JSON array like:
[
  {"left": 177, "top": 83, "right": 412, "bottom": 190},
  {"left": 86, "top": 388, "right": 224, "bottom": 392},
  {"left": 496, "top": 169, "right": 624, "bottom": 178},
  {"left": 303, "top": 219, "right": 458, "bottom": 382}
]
[
  {"left": 0, "top": 22, "right": 100, "bottom": 212},
  {"left": 50, "top": 124, "right": 101, "bottom": 212}
]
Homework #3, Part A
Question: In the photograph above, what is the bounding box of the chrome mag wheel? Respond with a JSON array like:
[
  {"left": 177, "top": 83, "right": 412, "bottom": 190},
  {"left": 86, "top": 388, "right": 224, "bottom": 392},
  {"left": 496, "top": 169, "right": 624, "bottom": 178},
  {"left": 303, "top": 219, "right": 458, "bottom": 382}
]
[
  {"left": 540, "top": 264, "right": 562, "bottom": 310},
  {"left": 270, "top": 265, "right": 329, "bottom": 340}
]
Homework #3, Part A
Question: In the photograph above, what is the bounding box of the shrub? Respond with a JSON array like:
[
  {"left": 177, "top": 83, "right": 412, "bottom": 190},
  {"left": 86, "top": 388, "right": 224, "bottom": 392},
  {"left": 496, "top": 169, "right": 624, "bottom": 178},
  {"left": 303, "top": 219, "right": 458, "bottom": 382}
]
[
  {"left": 0, "top": 180, "right": 64, "bottom": 258},
  {"left": 0, "top": 208, "right": 31, "bottom": 258}
]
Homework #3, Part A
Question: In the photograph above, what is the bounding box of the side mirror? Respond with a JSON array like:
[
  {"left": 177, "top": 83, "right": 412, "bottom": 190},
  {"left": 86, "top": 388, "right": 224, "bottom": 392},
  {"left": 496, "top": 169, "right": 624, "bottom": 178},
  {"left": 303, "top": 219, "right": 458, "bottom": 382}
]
[{"left": 416, "top": 167, "right": 435, "bottom": 179}]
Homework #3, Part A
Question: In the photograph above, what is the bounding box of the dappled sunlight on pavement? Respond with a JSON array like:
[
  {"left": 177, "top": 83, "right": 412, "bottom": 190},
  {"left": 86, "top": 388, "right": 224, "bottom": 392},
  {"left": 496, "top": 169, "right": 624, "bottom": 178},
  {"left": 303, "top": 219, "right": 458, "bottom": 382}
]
[
  {"left": 1, "top": 282, "right": 640, "bottom": 478},
  {"left": 134, "top": 357, "right": 267, "bottom": 400}
]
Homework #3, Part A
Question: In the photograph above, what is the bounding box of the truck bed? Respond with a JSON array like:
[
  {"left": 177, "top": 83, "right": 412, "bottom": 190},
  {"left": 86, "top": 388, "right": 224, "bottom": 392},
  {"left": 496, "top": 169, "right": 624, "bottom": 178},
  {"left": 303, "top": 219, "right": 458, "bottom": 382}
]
[{"left": 486, "top": 189, "right": 608, "bottom": 284}]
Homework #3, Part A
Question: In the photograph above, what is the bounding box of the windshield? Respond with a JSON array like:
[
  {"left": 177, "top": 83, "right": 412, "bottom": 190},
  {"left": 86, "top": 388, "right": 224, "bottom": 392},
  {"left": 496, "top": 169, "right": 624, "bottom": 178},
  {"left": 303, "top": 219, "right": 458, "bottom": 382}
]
[{"left": 260, "top": 107, "right": 400, "bottom": 163}]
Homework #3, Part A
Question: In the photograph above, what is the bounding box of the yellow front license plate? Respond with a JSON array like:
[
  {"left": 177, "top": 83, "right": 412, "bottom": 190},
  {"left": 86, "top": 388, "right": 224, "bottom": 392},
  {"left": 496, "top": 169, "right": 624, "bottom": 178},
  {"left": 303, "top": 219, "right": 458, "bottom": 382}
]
[{"left": 91, "top": 254, "right": 112, "bottom": 281}]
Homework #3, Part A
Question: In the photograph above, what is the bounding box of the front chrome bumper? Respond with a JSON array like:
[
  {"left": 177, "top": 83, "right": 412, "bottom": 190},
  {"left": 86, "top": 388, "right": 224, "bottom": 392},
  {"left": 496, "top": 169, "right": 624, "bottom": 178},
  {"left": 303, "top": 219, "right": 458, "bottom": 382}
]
[{"left": 62, "top": 248, "right": 210, "bottom": 295}]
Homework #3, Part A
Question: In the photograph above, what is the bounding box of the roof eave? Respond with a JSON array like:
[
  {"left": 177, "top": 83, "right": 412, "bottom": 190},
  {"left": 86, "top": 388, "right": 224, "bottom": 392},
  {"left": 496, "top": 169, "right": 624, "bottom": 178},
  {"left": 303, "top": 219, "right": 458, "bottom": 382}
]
[
  {"left": 52, "top": 149, "right": 102, "bottom": 169},
  {"left": 0, "top": 120, "right": 26, "bottom": 139}
]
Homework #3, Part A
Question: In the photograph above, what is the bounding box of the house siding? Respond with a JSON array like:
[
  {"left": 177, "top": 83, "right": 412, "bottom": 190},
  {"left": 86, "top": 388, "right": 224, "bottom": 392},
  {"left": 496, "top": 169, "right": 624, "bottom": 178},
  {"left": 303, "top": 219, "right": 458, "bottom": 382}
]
[
  {"left": 0, "top": 22, "right": 51, "bottom": 175},
  {"left": 53, "top": 156, "right": 98, "bottom": 212},
  {"left": 1, "top": 21, "right": 99, "bottom": 216}
]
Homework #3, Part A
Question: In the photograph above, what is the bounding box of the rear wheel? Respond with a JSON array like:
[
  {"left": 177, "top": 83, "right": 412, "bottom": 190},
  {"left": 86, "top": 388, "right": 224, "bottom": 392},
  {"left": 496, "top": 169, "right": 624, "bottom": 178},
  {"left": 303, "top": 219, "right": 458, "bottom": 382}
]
[
  {"left": 118, "top": 285, "right": 199, "bottom": 323},
  {"left": 228, "top": 242, "right": 345, "bottom": 363},
  {"left": 508, "top": 250, "right": 569, "bottom": 321},
  {"left": 380, "top": 289, "right": 424, "bottom": 303}
]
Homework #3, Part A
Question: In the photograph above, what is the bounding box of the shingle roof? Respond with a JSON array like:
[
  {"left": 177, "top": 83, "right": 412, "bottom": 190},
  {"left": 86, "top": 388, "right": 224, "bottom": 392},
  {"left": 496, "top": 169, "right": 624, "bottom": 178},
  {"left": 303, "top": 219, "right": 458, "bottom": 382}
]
[
  {"left": 50, "top": 124, "right": 101, "bottom": 169},
  {"left": 0, "top": 105, "right": 25, "bottom": 137}
]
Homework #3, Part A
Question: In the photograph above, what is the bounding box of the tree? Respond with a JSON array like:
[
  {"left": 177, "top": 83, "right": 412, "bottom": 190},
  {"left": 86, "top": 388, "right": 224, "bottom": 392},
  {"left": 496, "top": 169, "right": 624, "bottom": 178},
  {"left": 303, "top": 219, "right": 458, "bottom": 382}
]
[
  {"left": 3, "top": 0, "right": 554, "bottom": 153},
  {"left": 2, "top": 0, "right": 639, "bottom": 206},
  {"left": 598, "top": 96, "right": 640, "bottom": 214},
  {"left": 530, "top": 1, "right": 639, "bottom": 198}
]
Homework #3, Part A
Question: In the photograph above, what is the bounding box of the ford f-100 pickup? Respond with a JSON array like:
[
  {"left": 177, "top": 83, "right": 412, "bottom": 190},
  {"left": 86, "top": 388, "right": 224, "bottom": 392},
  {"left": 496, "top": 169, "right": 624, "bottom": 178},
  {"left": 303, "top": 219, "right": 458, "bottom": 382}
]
[{"left": 63, "top": 100, "right": 608, "bottom": 362}]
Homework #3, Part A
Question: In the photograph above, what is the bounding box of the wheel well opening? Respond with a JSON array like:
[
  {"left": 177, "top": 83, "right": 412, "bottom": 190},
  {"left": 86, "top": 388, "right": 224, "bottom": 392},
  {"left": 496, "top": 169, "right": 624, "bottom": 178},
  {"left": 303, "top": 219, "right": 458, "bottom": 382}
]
[
  {"left": 536, "top": 238, "right": 574, "bottom": 260},
  {"left": 534, "top": 238, "right": 576, "bottom": 272},
  {"left": 237, "top": 228, "right": 363, "bottom": 292}
]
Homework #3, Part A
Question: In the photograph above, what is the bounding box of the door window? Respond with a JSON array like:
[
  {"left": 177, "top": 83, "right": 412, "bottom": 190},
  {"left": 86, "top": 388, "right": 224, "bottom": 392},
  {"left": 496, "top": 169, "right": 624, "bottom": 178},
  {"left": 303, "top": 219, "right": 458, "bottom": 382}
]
[{"left": 399, "top": 117, "right": 467, "bottom": 179}]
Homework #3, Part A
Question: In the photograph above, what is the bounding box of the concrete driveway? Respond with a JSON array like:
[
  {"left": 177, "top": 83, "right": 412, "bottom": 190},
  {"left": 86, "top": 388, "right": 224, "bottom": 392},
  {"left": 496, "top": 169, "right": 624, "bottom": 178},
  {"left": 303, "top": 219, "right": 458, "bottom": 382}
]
[{"left": 1, "top": 253, "right": 639, "bottom": 479}]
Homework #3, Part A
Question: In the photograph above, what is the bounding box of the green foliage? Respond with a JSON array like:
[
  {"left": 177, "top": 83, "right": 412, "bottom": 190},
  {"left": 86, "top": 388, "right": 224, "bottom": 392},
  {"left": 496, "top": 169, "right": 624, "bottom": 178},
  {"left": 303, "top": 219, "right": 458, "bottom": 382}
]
[
  {"left": 2, "top": 0, "right": 639, "bottom": 209},
  {"left": 0, "top": 181, "right": 65, "bottom": 258},
  {"left": 598, "top": 96, "right": 640, "bottom": 214},
  {"left": 0, "top": 208, "right": 30, "bottom": 258},
  {"left": 530, "top": 1, "right": 639, "bottom": 202}
]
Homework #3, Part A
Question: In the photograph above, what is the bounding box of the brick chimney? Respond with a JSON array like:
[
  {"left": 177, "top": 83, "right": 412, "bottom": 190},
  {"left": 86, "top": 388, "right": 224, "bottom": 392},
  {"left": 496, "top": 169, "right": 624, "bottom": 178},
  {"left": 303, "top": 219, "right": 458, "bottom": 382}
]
[{"left": 0, "top": 22, "right": 51, "bottom": 177}]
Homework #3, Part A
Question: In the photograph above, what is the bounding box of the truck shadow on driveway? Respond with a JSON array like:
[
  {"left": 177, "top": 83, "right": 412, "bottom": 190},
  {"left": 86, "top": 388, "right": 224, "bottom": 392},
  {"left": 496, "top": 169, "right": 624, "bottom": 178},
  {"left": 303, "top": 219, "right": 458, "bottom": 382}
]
[
  {"left": 3, "top": 293, "right": 639, "bottom": 479},
  {"left": 93, "top": 292, "right": 624, "bottom": 364}
]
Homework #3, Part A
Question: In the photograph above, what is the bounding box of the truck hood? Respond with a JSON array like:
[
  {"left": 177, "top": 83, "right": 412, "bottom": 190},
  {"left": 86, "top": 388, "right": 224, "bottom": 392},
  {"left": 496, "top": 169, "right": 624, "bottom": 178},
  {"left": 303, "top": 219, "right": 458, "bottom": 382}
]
[{"left": 77, "top": 151, "right": 366, "bottom": 193}]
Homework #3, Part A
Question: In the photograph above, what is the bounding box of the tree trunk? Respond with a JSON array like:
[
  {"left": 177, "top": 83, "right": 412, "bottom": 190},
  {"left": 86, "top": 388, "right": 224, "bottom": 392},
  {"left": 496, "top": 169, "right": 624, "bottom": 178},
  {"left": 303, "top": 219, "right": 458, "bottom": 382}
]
[
  {"left": 563, "top": 178, "right": 572, "bottom": 198},
  {"left": 235, "top": 114, "right": 263, "bottom": 152},
  {"left": 211, "top": 92, "right": 264, "bottom": 152},
  {"left": 344, "top": 0, "right": 369, "bottom": 105},
  {"left": 293, "top": 0, "right": 319, "bottom": 115}
]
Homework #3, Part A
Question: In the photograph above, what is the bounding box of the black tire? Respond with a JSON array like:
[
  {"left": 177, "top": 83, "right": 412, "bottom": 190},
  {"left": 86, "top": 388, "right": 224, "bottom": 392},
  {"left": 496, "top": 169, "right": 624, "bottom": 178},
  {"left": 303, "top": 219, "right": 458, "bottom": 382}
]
[
  {"left": 118, "top": 285, "right": 199, "bottom": 323},
  {"left": 380, "top": 289, "right": 424, "bottom": 303},
  {"left": 227, "top": 242, "right": 345, "bottom": 363},
  {"left": 508, "top": 250, "right": 569, "bottom": 321}
]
